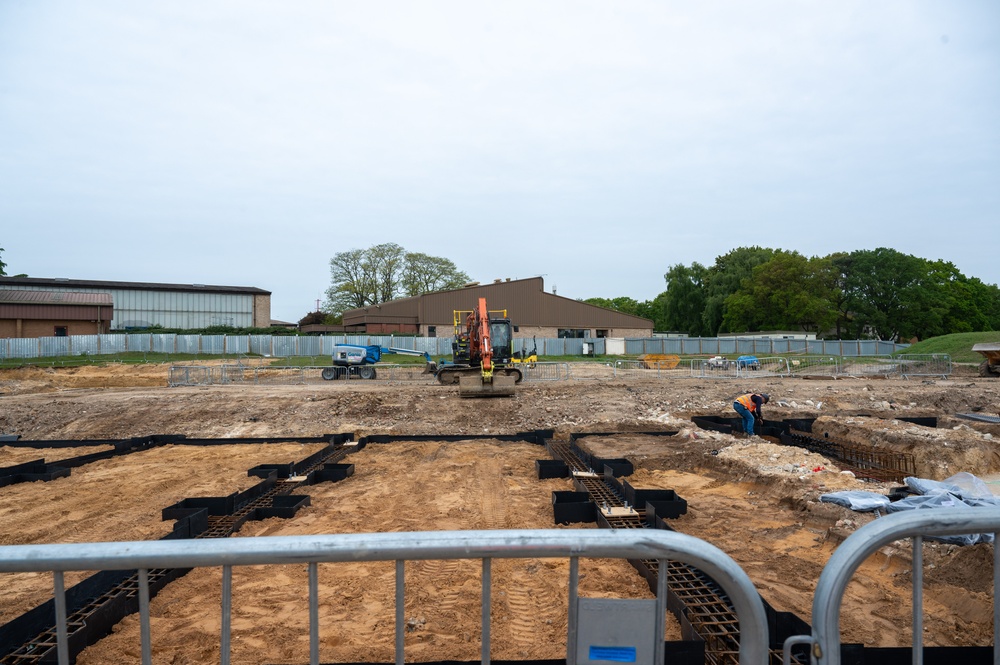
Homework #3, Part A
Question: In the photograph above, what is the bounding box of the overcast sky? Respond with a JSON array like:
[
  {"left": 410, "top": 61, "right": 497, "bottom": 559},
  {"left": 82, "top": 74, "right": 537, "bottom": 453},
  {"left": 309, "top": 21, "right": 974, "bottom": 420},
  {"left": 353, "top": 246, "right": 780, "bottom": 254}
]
[{"left": 1, "top": 1, "right": 997, "bottom": 323}]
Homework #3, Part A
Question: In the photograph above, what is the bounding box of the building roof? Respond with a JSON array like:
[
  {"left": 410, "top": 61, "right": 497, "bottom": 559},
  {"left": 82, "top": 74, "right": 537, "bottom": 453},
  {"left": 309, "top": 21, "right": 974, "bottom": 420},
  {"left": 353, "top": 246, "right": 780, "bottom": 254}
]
[
  {"left": 0, "top": 289, "right": 113, "bottom": 306},
  {"left": 343, "top": 277, "right": 653, "bottom": 329},
  {"left": 0, "top": 276, "right": 270, "bottom": 296}
]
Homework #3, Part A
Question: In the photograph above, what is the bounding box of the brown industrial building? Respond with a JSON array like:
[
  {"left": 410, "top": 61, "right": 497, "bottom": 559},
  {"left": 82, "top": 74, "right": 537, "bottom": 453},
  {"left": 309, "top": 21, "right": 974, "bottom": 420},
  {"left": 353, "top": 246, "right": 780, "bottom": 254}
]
[
  {"left": 0, "top": 290, "right": 113, "bottom": 338},
  {"left": 340, "top": 277, "right": 653, "bottom": 338}
]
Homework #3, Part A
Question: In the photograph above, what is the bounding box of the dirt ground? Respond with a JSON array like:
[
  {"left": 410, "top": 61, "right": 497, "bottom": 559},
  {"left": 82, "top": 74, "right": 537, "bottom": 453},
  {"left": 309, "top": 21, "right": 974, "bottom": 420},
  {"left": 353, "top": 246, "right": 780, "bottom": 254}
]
[{"left": 0, "top": 362, "right": 998, "bottom": 663}]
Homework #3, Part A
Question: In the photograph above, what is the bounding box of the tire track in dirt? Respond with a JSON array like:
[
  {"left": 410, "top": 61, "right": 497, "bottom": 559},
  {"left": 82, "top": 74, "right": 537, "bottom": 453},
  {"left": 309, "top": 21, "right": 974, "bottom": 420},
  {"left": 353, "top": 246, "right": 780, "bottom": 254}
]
[
  {"left": 498, "top": 563, "right": 563, "bottom": 651},
  {"left": 477, "top": 455, "right": 509, "bottom": 530},
  {"left": 410, "top": 558, "right": 466, "bottom": 611}
]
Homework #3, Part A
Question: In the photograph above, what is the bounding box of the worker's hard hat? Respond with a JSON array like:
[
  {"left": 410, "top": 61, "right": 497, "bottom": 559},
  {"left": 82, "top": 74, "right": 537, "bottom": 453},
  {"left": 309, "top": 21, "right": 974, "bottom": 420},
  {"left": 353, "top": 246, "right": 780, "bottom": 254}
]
[{"left": 761, "top": 393, "right": 770, "bottom": 402}]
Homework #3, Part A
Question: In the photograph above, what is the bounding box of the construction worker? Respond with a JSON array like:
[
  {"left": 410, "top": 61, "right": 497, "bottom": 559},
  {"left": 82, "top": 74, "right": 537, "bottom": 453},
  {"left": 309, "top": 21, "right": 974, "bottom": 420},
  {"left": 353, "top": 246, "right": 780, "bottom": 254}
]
[{"left": 733, "top": 392, "right": 769, "bottom": 436}]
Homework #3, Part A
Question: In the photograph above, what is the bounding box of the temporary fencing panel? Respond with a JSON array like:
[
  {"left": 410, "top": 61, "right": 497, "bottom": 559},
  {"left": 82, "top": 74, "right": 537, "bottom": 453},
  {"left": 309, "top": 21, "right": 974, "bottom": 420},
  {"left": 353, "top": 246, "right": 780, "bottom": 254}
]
[
  {"left": 173, "top": 335, "right": 198, "bottom": 355},
  {"left": 897, "top": 354, "right": 952, "bottom": 378},
  {"left": 167, "top": 366, "right": 214, "bottom": 387},
  {"left": 521, "top": 362, "right": 571, "bottom": 381},
  {"left": 785, "top": 356, "right": 841, "bottom": 377},
  {"left": 0, "top": 333, "right": 913, "bottom": 361},
  {"left": 225, "top": 336, "right": 250, "bottom": 355},
  {"left": 0, "top": 529, "right": 771, "bottom": 665},
  {"left": 297, "top": 336, "right": 322, "bottom": 357},
  {"left": 39, "top": 337, "right": 71, "bottom": 357},
  {"left": 272, "top": 337, "right": 298, "bottom": 358},
  {"left": 126, "top": 334, "right": 152, "bottom": 353},
  {"left": 8, "top": 338, "right": 39, "bottom": 359},
  {"left": 101, "top": 334, "right": 128, "bottom": 354},
  {"left": 200, "top": 336, "right": 225, "bottom": 355},
  {"left": 836, "top": 356, "right": 900, "bottom": 377},
  {"left": 782, "top": 507, "right": 1000, "bottom": 665},
  {"left": 151, "top": 335, "right": 176, "bottom": 354},
  {"left": 71, "top": 335, "right": 101, "bottom": 356},
  {"left": 249, "top": 335, "right": 271, "bottom": 356},
  {"left": 690, "top": 358, "right": 740, "bottom": 379}
]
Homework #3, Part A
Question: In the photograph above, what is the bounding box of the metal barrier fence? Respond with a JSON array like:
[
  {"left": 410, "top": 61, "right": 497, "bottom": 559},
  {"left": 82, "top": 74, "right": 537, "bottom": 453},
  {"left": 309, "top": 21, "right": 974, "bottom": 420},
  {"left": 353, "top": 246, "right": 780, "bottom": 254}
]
[
  {"left": 167, "top": 355, "right": 951, "bottom": 387},
  {"left": 782, "top": 507, "right": 1000, "bottom": 665},
  {"left": 1, "top": 334, "right": 911, "bottom": 361},
  {"left": 0, "top": 529, "right": 770, "bottom": 665},
  {"left": 785, "top": 356, "right": 841, "bottom": 377},
  {"left": 168, "top": 363, "right": 573, "bottom": 387},
  {"left": 626, "top": 338, "right": 906, "bottom": 357},
  {"left": 897, "top": 354, "right": 952, "bottom": 379},
  {"left": 521, "top": 362, "right": 572, "bottom": 381}
]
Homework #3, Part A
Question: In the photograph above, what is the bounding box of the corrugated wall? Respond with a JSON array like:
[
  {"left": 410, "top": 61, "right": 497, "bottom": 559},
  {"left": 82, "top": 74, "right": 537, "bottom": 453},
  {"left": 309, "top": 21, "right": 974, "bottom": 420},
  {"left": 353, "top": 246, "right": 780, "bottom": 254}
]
[
  {"left": 1, "top": 284, "right": 255, "bottom": 329},
  {"left": 0, "top": 333, "right": 910, "bottom": 359}
]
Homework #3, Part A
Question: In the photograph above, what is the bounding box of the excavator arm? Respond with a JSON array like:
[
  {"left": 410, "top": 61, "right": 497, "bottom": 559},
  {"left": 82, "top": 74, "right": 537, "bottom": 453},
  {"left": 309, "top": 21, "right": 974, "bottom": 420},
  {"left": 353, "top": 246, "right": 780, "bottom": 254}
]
[{"left": 469, "top": 297, "right": 494, "bottom": 380}]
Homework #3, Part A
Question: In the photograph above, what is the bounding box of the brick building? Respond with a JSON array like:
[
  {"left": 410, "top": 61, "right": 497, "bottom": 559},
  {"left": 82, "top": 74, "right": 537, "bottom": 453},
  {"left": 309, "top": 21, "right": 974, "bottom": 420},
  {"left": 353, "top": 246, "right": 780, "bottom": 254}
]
[{"left": 0, "top": 290, "right": 113, "bottom": 338}]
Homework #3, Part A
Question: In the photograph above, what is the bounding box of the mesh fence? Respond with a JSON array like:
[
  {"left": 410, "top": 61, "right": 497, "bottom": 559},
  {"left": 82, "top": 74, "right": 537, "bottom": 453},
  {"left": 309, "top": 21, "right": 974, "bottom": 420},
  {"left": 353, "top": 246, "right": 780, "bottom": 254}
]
[
  {"left": 896, "top": 354, "right": 952, "bottom": 378},
  {"left": 521, "top": 362, "right": 571, "bottom": 381},
  {"left": 165, "top": 353, "right": 952, "bottom": 388}
]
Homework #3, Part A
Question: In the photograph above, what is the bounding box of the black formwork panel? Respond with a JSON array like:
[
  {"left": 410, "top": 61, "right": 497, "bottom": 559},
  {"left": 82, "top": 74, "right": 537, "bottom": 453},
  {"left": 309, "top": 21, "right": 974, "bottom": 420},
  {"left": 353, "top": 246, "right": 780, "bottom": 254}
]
[
  {"left": 552, "top": 491, "right": 596, "bottom": 524},
  {"left": 0, "top": 460, "right": 71, "bottom": 487},
  {"left": 535, "top": 459, "right": 569, "bottom": 479},
  {"left": 256, "top": 494, "right": 311, "bottom": 519},
  {"left": 312, "top": 463, "right": 354, "bottom": 483}
]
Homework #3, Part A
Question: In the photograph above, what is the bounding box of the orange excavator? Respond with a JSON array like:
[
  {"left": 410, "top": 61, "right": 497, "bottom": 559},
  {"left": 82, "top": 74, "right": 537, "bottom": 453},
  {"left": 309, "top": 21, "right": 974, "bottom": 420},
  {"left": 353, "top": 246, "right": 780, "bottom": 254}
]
[{"left": 432, "top": 297, "right": 522, "bottom": 397}]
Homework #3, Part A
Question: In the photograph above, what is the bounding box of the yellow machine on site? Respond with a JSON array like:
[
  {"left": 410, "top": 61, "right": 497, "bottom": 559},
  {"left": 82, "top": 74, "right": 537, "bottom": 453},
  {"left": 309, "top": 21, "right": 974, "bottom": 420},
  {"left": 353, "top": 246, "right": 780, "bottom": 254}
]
[
  {"left": 511, "top": 337, "right": 538, "bottom": 366},
  {"left": 432, "top": 298, "right": 523, "bottom": 397}
]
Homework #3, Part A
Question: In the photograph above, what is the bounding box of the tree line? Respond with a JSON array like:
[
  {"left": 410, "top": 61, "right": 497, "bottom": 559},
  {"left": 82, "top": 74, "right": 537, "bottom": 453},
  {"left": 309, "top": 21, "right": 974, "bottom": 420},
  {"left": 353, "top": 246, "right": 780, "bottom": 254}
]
[
  {"left": 587, "top": 247, "right": 1000, "bottom": 341},
  {"left": 323, "top": 244, "right": 998, "bottom": 340}
]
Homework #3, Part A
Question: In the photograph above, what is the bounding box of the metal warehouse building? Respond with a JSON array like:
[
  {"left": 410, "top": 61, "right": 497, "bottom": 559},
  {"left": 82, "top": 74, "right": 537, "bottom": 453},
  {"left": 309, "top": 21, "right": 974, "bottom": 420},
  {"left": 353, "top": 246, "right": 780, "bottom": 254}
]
[
  {"left": 342, "top": 277, "right": 652, "bottom": 338},
  {"left": 0, "top": 277, "right": 271, "bottom": 333}
]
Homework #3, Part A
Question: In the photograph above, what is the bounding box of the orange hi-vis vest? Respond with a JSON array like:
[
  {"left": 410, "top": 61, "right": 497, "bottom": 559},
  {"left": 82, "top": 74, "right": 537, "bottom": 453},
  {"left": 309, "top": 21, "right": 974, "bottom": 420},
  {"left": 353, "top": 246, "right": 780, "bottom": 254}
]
[{"left": 736, "top": 393, "right": 758, "bottom": 412}]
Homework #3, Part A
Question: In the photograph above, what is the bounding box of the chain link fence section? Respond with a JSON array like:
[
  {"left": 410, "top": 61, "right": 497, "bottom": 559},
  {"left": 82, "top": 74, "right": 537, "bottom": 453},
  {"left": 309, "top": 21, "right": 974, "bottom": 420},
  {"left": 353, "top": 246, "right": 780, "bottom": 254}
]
[
  {"left": 835, "top": 355, "right": 901, "bottom": 378},
  {"left": 167, "top": 366, "right": 215, "bottom": 387},
  {"left": 783, "top": 355, "right": 841, "bottom": 377},
  {"left": 690, "top": 357, "right": 740, "bottom": 379},
  {"left": 520, "top": 362, "right": 571, "bottom": 381},
  {"left": 168, "top": 353, "right": 951, "bottom": 388},
  {"left": 896, "top": 353, "right": 952, "bottom": 378}
]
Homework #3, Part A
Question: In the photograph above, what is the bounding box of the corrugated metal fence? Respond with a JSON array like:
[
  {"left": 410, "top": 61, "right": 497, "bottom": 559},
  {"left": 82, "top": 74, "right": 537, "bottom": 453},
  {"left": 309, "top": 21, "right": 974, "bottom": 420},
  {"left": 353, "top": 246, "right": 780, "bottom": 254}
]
[{"left": 0, "top": 334, "right": 909, "bottom": 360}]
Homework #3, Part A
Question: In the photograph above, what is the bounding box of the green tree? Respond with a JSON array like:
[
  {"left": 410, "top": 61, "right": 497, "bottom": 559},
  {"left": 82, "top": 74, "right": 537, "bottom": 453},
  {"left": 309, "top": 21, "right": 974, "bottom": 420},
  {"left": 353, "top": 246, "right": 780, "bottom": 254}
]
[
  {"left": 582, "top": 296, "right": 643, "bottom": 316},
  {"left": 0, "top": 246, "right": 6, "bottom": 276},
  {"left": 662, "top": 263, "right": 709, "bottom": 336},
  {"left": 921, "top": 262, "right": 1000, "bottom": 337},
  {"left": 701, "top": 247, "right": 776, "bottom": 335},
  {"left": 583, "top": 295, "right": 662, "bottom": 328},
  {"left": 842, "top": 248, "right": 932, "bottom": 340},
  {"left": 402, "top": 253, "right": 470, "bottom": 296},
  {"left": 828, "top": 252, "right": 856, "bottom": 338},
  {"left": 722, "top": 251, "right": 837, "bottom": 334}
]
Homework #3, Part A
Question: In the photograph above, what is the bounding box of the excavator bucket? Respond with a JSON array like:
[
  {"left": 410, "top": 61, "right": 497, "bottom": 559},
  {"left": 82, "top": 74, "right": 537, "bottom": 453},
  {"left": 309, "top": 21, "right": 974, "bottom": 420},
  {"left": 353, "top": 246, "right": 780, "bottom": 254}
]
[{"left": 458, "top": 373, "right": 516, "bottom": 397}]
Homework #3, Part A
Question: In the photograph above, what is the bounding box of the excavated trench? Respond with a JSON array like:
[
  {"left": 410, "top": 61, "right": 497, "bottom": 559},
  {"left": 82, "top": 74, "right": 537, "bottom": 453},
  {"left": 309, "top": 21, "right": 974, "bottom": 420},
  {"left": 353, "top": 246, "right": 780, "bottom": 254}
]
[
  {"left": 689, "top": 416, "right": 921, "bottom": 483},
  {"left": 0, "top": 426, "right": 994, "bottom": 665}
]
